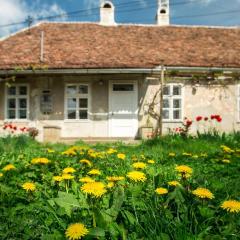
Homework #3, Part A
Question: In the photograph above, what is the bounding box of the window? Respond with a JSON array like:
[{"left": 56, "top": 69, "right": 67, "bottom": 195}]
[
  {"left": 162, "top": 84, "right": 183, "bottom": 121},
  {"left": 5, "top": 85, "right": 28, "bottom": 120},
  {"left": 65, "top": 84, "right": 89, "bottom": 120},
  {"left": 113, "top": 84, "right": 134, "bottom": 92}
]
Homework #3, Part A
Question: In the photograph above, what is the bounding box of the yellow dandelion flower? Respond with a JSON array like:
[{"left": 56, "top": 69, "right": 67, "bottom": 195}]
[
  {"left": 117, "top": 153, "right": 126, "bottom": 160},
  {"left": 107, "top": 148, "right": 117, "bottom": 154},
  {"left": 53, "top": 176, "right": 63, "bottom": 182},
  {"left": 62, "top": 149, "right": 77, "bottom": 156},
  {"left": 2, "top": 164, "right": 16, "bottom": 171},
  {"left": 63, "top": 167, "right": 76, "bottom": 174},
  {"left": 192, "top": 155, "right": 199, "bottom": 159},
  {"left": 22, "top": 182, "right": 36, "bottom": 192},
  {"left": 192, "top": 188, "right": 214, "bottom": 199},
  {"left": 222, "top": 159, "right": 231, "bottom": 164},
  {"left": 81, "top": 182, "right": 107, "bottom": 197},
  {"left": 31, "top": 158, "right": 50, "bottom": 165},
  {"left": 79, "top": 177, "right": 95, "bottom": 183},
  {"left": 47, "top": 149, "right": 55, "bottom": 153},
  {"left": 0, "top": 173, "right": 3, "bottom": 177},
  {"left": 127, "top": 171, "right": 147, "bottom": 182},
  {"left": 168, "top": 181, "right": 181, "bottom": 187},
  {"left": 182, "top": 152, "right": 192, "bottom": 156},
  {"left": 80, "top": 159, "right": 92, "bottom": 167},
  {"left": 221, "top": 200, "right": 240, "bottom": 213},
  {"left": 88, "top": 169, "right": 101, "bottom": 175},
  {"left": 147, "top": 160, "right": 155, "bottom": 164},
  {"left": 220, "top": 145, "right": 234, "bottom": 153},
  {"left": 169, "top": 152, "right": 176, "bottom": 157},
  {"left": 107, "top": 182, "right": 115, "bottom": 188},
  {"left": 106, "top": 176, "right": 125, "bottom": 182},
  {"left": 175, "top": 165, "right": 193, "bottom": 175},
  {"left": 65, "top": 223, "right": 89, "bottom": 240},
  {"left": 62, "top": 174, "right": 74, "bottom": 180},
  {"left": 132, "top": 162, "right": 147, "bottom": 169},
  {"left": 155, "top": 187, "right": 168, "bottom": 195}
]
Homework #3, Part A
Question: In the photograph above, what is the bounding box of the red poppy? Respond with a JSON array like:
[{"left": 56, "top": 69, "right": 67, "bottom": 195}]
[
  {"left": 204, "top": 117, "right": 208, "bottom": 121},
  {"left": 196, "top": 116, "right": 202, "bottom": 122}
]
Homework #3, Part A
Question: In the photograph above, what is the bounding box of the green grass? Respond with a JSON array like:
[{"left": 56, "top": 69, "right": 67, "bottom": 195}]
[{"left": 0, "top": 134, "right": 239, "bottom": 240}]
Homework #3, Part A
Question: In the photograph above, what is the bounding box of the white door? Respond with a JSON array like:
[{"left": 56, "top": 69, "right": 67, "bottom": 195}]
[{"left": 109, "top": 81, "right": 138, "bottom": 138}]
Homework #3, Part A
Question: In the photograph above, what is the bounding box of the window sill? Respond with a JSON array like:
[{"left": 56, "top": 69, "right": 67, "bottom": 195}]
[
  {"left": 4, "top": 119, "right": 30, "bottom": 123},
  {"left": 63, "top": 119, "right": 90, "bottom": 123}
]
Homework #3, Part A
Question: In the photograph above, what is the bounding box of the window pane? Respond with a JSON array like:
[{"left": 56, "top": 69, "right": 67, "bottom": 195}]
[
  {"left": 173, "top": 86, "right": 181, "bottom": 96},
  {"left": 8, "top": 99, "right": 16, "bottom": 108},
  {"left": 19, "top": 86, "right": 27, "bottom": 95},
  {"left": 19, "top": 110, "right": 27, "bottom": 119},
  {"left": 173, "top": 110, "right": 181, "bottom": 120},
  {"left": 67, "top": 98, "right": 77, "bottom": 108},
  {"left": 79, "top": 85, "right": 88, "bottom": 94},
  {"left": 163, "top": 110, "right": 169, "bottom": 120},
  {"left": 113, "top": 84, "right": 134, "bottom": 91},
  {"left": 79, "top": 98, "right": 88, "bottom": 108},
  {"left": 163, "top": 86, "right": 170, "bottom": 96},
  {"left": 8, "top": 110, "right": 15, "bottom": 119},
  {"left": 173, "top": 99, "right": 181, "bottom": 108},
  {"left": 19, "top": 98, "right": 27, "bottom": 108},
  {"left": 8, "top": 87, "right": 16, "bottom": 95},
  {"left": 163, "top": 99, "right": 170, "bottom": 108},
  {"left": 67, "top": 110, "right": 76, "bottom": 119},
  {"left": 67, "top": 86, "right": 77, "bottom": 95},
  {"left": 79, "top": 110, "right": 88, "bottom": 119}
]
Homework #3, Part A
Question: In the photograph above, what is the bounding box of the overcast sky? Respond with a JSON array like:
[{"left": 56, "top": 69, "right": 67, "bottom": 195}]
[{"left": 0, "top": 0, "right": 240, "bottom": 37}]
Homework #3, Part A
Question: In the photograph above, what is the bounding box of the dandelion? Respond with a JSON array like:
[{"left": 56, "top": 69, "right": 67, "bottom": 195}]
[
  {"left": 53, "top": 176, "right": 63, "bottom": 182},
  {"left": 2, "top": 164, "right": 16, "bottom": 171},
  {"left": 107, "top": 182, "right": 115, "bottom": 188},
  {"left": 192, "top": 188, "right": 214, "bottom": 199},
  {"left": 0, "top": 173, "right": 3, "bottom": 177},
  {"left": 127, "top": 171, "right": 146, "bottom": 182},
  {"left": 65, "top": 223, "right": 89, "bottom": 240},
  {"left": 47, "top": 149, "right": 55, "bottom": 153},
  {"left": 155, "top": 187, "right": 168, "bottom": 195},
  {"left": 80, "top": 159, "right": 92, "bottom": 167},
  {"left": 132, "top": 162, "right": 147, "bottom": 169},
  {"left": 63, "top": 167, "right": 76, "bottom": 174},
  {"left": 117, "top": 153, "right": 126, "bottom": 160},
  {"left": 222, "top": 159, "right": 231, "bottom": 164},
  {"left": 79, "top": 177, "right": 95, "bottom": 183},
  {"left": 81, "top": 182, "right": 107, "bottom": 197},
  {"left": 169, "top": 153, "right": 176, "bottom": 157},
  {"left": 31, "top": 158, "right": 50, "bottom": 165},
  {"left": 168, "top": 181, "right": 181, "bottom": 187},
  {"left": 88, "top": 169, "right": 101, "bottom": 175},
  {"left": 62, "top": 149, "right": 77, "bottom": 156},
  {"left": 147, "top": 160, "right": 155, "bottom": 164},
  {"left": 182, "top": 152, "right": 192, "bottom": 156},
  {"left": 175, "top": 165, "right": 193, "bottom": 175},
  {"left": 220, "top": 145, "right": 234, "bottom": 153},
  {"left": 22, "top": 182, "right": 36, "bottom": 192},
  {"left": 106, "top": 176, "right": 125, "bottom": 182},
  {"left": 62, "top": 174, "right": 74, "bottom": 180},
  {"left": 221, "top": 200, "right": 240, "bottom": 213},
  {"left": 107, "top": 148, "right": 117, "bottom": 154}
]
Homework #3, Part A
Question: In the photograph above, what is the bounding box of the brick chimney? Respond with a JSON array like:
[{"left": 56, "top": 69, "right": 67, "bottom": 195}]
[
  {"left": 156, "top": 0, "right": 170, "bottom": 26},
  {"left": 100, "top": 1, "right": 116, "bottom": 26}
]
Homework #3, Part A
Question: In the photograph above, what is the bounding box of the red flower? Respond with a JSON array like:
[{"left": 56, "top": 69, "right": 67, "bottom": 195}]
[
  {"left": 196, "top": 116, "right": 202, "bottom": 122},
  {"left": 13, "top": 126, "right": 17, "bottom": 131},
  {"left": 204, "top": 117, "right": 208, "bottom": 121},
  {"left": 186, "top": 120, "right": 193, "bottom": 127}
]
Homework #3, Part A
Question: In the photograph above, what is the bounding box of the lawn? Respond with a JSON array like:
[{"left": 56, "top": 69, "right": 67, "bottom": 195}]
[{"left": 0, "top": 134, "right": 239, "bottom": 240}]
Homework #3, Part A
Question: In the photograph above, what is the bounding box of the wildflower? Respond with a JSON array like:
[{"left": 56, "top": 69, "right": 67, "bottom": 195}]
[
  {"left": 182, "top": 152, "right": 192, "bottom": 156},
  {"left": 31, "top": 158, "right": 50, "bottom": 165},
  {"left": 168, "top": 181, "right": 181, "bottom": 187},
  {"left": 81, "top": 182, "right": 107, "bottom": 197},
  {"left": 220, "top": 145, "right": 234, "bottom": 153},
  {"left": 175, "top": 165, "right": 193, "bottom": 175},
  {"left": 47, "top": 149, "right": 55, "bottom": 153},
  {"left": 155, "top": 187, "right": 168, "bottom": 195},
  {"left": 0, "top": 173, "right": 3, "bottom": 177},
  {"left": 2, "top": 164, "right": 16, "bottom": 171},
  {"left": 127, "top": 171, "right": 147, "bottom": 182},
  {"left": 196, "top": 116, "right": 202, "bottom": 122},
  {"left": 62, "top": 174, "right": 74, "bottom": 180},
  {"left": 65, "top": 223, "right": 89, "bottom": 240},
  {"left": 222, "top": 159, "right": 231, "bottom": 164},
  {"left": 192, "top": 188, "right": 214, "bottom": 199},
  {"left": 221, "top": 200, "right": 240, "bottom": 213},
  {"left": 192, "top": 155, "right": 199, "bottom": 159},
  {"left": 22, "top": 182, "right": 36, "bottom": 192},
  {"left": 80, "top": 159, "right": 92, "bottom": 167},
  {"left": 117, "top": 153, "right": 126, "bottom": 160},
  {"left": 79, "top": 177, "right": 95, "bottom": 183},
  {"left": 62, "top": 149, "right": 77, "bottom": 156},
  {"left": 132, "top": 162, "right": 147, "bottom": 169},
  {"left": 169, "top": 153, "right": 176, "bottom": 157},
  {"left": 88, "top": 169, "right": 101, "bottom": 175},
  {"left": 107, "top": 182, "right": 115, "bottom": 188},
  {"left": 106, "top": 176, "right": 125, "bottom": 182},
  {"left": 63, "top": 167, "right": 76, "bottom": 174},
  {"left": 147, "top": 160, "right": 155, "bottom": 164},
  {"left": 53, "top": 176, "right": 63, "bottom": 182},
  {"left": 107, "top": 148, "right": 117, "bottom": 154}
]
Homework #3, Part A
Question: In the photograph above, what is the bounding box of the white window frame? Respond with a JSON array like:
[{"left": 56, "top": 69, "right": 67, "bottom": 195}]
[
  {"left": 238, "top": 84, "right": 240, "bottom": 122},
  {"left": 64, "top": 83, "right": 90, "bottom": 122},
  {"left": 4, "top": 84, "right": 29, "bottom": 121},
  {"left": 162, "top": 83, "right": 184, "bottom": 122}
]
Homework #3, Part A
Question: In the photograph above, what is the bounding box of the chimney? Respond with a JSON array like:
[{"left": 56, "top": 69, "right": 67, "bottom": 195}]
[
  {"left": 100, "top": 1, "right": 116, "bottom": 26},
  {"left": 156, "top": 0, "right": 170, "bottom": 26}
]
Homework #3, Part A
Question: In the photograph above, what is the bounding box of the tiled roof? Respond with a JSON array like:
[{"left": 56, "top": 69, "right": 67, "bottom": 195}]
[{"left": 0, "top": 22, "right": 240, "bottom": 69}]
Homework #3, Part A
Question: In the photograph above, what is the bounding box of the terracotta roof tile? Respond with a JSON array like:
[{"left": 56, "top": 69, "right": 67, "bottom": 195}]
[{"left": 0, "top": 22, "right": 240, "bottom": 69}]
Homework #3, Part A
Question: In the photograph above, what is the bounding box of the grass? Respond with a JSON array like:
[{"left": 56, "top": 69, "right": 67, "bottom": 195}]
[{"left": 0, "top": 134, "right": 239, "bottom": 240}]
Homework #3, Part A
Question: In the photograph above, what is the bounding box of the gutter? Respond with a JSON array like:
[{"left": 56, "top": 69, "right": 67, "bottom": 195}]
[{"left": 0, "top": 67, "right": 240, "bottom": 75}]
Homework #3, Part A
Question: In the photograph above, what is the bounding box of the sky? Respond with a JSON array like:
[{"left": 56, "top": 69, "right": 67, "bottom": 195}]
[{"left": 0, "top": 0, "right": 240, "bottom": 37}]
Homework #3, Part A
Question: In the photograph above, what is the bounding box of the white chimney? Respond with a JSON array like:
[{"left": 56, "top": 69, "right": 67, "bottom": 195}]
[
  {"left": 100, "top": 1, "right": 116, "bottom": 26},
  {"left": 156, "top": 0, "right": 170, "bottom": 26}
]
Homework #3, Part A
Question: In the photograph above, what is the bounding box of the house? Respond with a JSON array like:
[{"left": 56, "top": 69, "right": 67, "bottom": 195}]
[{"left": 0, "top": 0, "right": 240, "bottom": 142}]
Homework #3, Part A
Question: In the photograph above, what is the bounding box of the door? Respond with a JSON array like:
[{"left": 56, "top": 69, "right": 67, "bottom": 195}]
[{"left": 109, "top": 81, "right": 138, "bottom": 138}]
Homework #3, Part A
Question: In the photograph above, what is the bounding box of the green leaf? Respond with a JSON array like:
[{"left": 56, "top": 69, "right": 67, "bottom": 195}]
[{"left": 88, "top": 227, "right": 105, "bottom": 237}]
